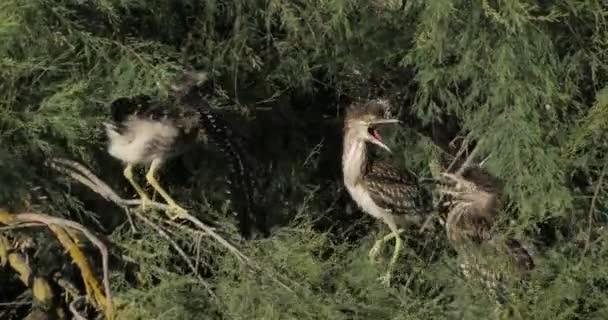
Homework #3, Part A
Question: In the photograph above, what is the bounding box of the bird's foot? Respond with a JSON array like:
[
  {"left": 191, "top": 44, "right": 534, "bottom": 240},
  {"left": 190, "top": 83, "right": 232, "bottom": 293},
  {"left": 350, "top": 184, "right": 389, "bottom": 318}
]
[
  {"left": 166, "top": 202, "right": 189, "bottom": 220},
  {"left": 378, "top": 271, "right": 392, "bottom": 287},
  {"left": 138, "top": 196, "right": 153, "bottom": 211},
  {"left": 368, "top": 239, "right": 385, "bottom": 262}
]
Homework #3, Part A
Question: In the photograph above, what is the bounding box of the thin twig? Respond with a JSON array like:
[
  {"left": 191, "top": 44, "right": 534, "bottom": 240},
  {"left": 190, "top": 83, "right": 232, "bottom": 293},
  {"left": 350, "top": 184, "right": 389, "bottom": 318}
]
[
  {"left": 456, "top": 143, "right": 481, "bottom": 175},
  {"left": 582, "top": 163, "right": 607, "bottom": 257},
  {"left": 0, "top": 223, "right": 45, "bottom": 230},
  {"left": 49, "top": 158, "right": 253, "bottom": 263},
  {"left": 69, "top": 296, "right": 89, "bottom": 320},
  {"left": 0, "top": 301, "right": 32, "bottom": 306},
  {"left": 446, "top": 136, "right": 471, "bottom": 173},
  {"left": 132, "top": 210, "right": 217, "bottom": 299}
]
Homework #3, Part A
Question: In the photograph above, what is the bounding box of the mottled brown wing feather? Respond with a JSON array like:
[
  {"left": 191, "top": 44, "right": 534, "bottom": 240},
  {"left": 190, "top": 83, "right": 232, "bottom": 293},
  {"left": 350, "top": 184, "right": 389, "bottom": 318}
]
[
  {"left": 446, "top": 203, "right": 495, "bottom": 244},
  {"left": 505, "top": 239, "right": 535, "bottom": 271},
  {"left": 362, "top": 160, "right": 424, "bottom": 215}
]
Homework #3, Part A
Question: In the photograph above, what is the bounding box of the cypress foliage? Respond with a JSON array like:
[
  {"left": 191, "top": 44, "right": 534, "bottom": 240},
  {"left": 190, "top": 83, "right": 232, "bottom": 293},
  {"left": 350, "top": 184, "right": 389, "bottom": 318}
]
[{"left": 0, "top": 0, "right": 607, "bottom": 319}]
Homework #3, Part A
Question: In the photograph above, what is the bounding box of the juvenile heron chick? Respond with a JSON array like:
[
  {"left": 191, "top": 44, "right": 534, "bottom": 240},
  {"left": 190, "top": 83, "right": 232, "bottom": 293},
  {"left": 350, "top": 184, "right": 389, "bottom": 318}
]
[
  {"left": 436, "top": 166, "right": 534, "bottom": 302},
  {"left": 342, "top": 99, "right": 429, "bottom": 285},
  {"left": 104, "top": 94, "right": 201, "bottom": 219}
]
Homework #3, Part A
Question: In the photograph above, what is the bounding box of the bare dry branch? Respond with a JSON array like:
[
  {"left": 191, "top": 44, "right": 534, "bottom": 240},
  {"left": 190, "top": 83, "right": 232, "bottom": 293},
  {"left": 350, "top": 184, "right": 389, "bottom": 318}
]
[
  {"left": 47, "top": 157, "right": 296, "bottom": 294},
  {"left": 0, "top": 210, "right": 112, "bottom": 318},
  {"left": 48, "top": 158, "right": 253, "bottom": 262},
  {"left": 0, "top": 223, "right": 45, "bottom": 231}
]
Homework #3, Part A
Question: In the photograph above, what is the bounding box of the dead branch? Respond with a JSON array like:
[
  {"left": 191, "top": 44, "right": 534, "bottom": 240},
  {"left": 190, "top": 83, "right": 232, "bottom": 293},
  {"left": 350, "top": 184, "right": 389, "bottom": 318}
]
[
  {"left": 48, "top": 158, "right": 251, "bottom": 265},
  {"left": 47, "top": 158, "right": 293, "bottom": 292},
  {"left": 0, "top": 210, "right": 112, "bottom": 319},
  {"left": 48, "top": 158, "right": 296, "bottom": 293}
]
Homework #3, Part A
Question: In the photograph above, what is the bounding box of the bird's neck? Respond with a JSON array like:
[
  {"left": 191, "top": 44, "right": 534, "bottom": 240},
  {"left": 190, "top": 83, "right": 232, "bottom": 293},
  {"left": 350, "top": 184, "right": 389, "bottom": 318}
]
[{"left": 342, "top": 128, "right": 367, "bottom": 186}]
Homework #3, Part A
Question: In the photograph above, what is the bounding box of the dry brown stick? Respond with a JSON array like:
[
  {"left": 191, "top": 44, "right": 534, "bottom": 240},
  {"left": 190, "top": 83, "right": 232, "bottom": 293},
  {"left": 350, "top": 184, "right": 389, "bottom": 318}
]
[{"left": 0, "top": 211, "right": 113, "bottom": 317}]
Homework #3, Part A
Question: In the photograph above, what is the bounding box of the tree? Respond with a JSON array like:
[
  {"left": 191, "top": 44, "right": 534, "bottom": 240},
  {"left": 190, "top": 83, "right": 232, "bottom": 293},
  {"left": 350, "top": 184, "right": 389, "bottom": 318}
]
[{"left": 0, "top": 0, "right": 607, "bottom": 319}]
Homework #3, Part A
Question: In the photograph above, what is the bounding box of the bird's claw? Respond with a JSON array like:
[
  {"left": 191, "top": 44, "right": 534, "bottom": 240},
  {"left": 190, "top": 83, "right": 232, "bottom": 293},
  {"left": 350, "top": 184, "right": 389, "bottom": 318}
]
[
  {"left": 167, "top": 203, "right": 189, "bottom": 220},
  {"left": 139, "top": 196, "right": 152, "bottom": 211},
  {"left": 368, "top": 239, "right": 384, "bottom": 262}
]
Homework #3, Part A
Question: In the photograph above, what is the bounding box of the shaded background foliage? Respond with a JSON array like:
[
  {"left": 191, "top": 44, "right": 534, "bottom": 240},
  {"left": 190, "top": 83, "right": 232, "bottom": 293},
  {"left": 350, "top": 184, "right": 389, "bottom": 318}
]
[{"left": 0, "top": 0, "right": 607, "bottom": 319}]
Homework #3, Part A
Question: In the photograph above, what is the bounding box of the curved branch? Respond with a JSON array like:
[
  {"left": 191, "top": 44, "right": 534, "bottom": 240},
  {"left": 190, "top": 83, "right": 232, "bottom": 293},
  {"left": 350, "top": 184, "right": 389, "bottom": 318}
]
[
  {"left": 0, "top": 210, "right": 112, "bottom": 318},
  {"left": 48, "top": 157, "right": 295, "bottom": 294}
]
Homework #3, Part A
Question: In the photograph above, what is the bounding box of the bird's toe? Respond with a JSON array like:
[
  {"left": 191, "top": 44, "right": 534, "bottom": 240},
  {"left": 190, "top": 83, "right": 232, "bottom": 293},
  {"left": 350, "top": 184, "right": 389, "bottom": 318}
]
[
  {"left": 139, "top": 196, "right": 153, "bottom": 211},
  {"left": 368, "top": 240, "right": 385, "bottom": 262},
  {"left": 167, "top": 204, "right": 189, "bottom": 220}
]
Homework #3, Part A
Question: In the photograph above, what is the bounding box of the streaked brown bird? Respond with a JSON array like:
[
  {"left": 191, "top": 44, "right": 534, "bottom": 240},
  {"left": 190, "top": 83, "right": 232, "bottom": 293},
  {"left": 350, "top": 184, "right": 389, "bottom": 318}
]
[
  {"left": 435, "top": 165, "right": 534, "bottom": 302},
  {"left": 341, "top": 99, "right": 431, "bottom": 285}
]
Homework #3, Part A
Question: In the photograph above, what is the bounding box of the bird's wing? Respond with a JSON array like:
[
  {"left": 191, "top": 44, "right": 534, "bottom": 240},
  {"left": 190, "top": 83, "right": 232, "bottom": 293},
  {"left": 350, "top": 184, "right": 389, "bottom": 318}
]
[
  {"left": 109, "top": 94, "right": 153, "bottom": 123},
  {"left": 505, "top": 238, "right": 535, "bottom": 271},
  {"left": 362, "top": 160, "right": 427, "bottom": 215},
  {"left": 445, "top": 203, "right": 494, "bottom": 244}
]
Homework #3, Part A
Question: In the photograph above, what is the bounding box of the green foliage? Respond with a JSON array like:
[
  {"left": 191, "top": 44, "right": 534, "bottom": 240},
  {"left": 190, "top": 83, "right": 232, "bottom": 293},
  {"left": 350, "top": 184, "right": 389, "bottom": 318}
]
[{"left": 1, "top": 0, "right": 607, "bottom": 319}]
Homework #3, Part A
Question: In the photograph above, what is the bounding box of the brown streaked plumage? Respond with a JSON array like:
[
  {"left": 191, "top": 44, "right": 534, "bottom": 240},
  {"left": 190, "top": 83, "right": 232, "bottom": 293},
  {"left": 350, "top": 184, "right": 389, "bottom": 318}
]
[
  {"left": 342, "top": 99, "right": 430, "bottom": 285},
  {"left": 436, "top": 166, "right": 534, "bottom": 302}
]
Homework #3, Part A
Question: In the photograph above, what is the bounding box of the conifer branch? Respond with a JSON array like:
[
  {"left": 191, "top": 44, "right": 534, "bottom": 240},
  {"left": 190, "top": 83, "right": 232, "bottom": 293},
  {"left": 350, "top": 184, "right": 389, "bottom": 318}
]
[
  {"left": 132, "top": 210, "right": 217, "bottom": 299},
  {"left": 583, "top": 163, "right": 607, "bottom": 257}
]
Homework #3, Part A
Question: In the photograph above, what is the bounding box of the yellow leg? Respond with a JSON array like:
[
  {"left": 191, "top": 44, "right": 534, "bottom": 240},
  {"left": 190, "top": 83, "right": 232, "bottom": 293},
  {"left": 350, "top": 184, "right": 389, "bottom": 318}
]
[
  {"left": 382, "top": 235, "right": 403, "bottom": 286},
  {"left": 145, "top": 159, "right": 188, "bottom": 220},
  {"left": 123, "top": 164, "right": 151, "bottom": 210},
  {"left": 369, "top": 216, "right": 404, "bottom": 286},
  {"left": 368, "top": 228, "right": 405, "bottom": 261}
]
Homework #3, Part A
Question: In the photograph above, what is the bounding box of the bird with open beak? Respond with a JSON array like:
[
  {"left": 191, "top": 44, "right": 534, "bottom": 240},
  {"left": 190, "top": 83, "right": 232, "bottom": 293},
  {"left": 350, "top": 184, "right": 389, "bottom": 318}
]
[{"left": 342, "top": 99, "right": 431, "bottom": 285}]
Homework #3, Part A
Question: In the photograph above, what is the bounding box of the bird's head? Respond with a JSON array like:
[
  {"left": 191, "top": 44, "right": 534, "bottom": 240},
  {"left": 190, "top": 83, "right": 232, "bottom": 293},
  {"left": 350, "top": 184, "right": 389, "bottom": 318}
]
[
  {"left": 344, "top": 99, "right": 401, "bottom": 153},
  {"left": 437, "top": 166, "right": 503, "bottom": 195}
]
